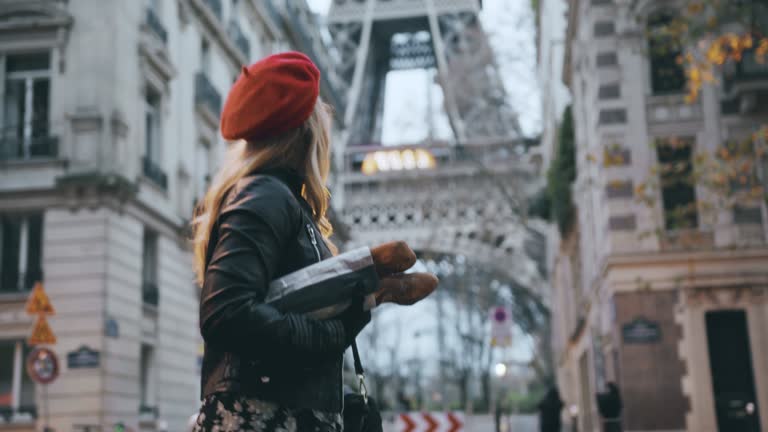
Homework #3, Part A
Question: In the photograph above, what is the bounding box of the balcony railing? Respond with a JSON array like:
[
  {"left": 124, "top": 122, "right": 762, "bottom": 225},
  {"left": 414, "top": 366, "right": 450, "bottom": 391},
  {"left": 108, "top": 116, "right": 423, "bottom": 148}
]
[
  {"left": 145, "top": 8, "right": 168, "bottom": 44},
  {"left": 0, "top": 131, "right": 58, "bottom": 161},
  {"left": 195, "top": 72, "right": 222, "bottom": 118},
  {"left": 142, "top": 156, "right": 167, "bottom": 190},
  {"left": 228, "top": 21, "right": 251, "bottom": 59},
  {"left": 203, "top": 0, "right": 222, "bottom": 21},
  {"left": 142, "top": 281, "right": 159, "bottom": 306}
]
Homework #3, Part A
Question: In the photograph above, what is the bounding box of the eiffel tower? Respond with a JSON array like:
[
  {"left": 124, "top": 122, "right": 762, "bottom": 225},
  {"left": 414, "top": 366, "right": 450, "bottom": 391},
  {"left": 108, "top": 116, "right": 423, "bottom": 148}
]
[{"left": 327, "top": 0, "right": 521, "bottom": 146}]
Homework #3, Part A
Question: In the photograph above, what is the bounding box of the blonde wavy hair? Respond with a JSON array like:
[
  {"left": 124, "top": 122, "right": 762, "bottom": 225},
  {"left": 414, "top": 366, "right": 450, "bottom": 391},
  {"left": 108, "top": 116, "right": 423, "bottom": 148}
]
[{"left": 192, "top": 99, "right": 337, "bottom": 286}]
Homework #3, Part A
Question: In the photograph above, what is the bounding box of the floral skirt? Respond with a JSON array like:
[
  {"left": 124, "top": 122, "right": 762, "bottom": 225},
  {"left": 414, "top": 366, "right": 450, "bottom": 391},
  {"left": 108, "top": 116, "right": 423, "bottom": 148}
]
[{"left": 192, "top": 393, "right": 343, "bottom": 432}]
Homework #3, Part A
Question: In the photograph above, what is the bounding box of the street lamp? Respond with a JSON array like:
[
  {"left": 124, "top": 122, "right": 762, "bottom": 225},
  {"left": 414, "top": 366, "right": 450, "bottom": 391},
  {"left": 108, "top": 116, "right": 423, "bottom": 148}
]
[{"left": 494, "top": 362, "right": 507, "bottom": 377}]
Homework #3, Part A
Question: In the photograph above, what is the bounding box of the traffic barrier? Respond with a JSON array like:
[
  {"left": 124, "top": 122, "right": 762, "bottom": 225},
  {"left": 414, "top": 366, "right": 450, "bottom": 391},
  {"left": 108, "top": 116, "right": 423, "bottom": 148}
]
[{"left": 395, "top": 411, "right": 464, "bottom": 432}]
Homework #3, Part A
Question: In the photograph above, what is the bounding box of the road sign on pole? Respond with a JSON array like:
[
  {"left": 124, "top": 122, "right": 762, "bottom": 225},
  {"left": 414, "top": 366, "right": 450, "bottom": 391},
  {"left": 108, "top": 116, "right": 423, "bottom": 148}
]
[
  {"left": 26, "top": 281, "right": 57, "bottom": 346},
  {"left": 25, "top": 281, "right": 55, "bottom": 315},
  {"left": 26, "top": 347, "right": 59, "bottom": 384},
  {"left": 490, "top": 306, "right": 512, "bottom": 347},
  {"left": 26, "top": 347, "right": 58, "bottom": 432},
  {"left": 28, "top": 315, "right": 57, "bottom": 345}
]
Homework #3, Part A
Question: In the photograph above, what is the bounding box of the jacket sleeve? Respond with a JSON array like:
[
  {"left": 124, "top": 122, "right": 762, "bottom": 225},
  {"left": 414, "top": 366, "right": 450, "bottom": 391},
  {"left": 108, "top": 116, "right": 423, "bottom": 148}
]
[{"left": 199, "top": 178, "right": 351, "bottom": 362}]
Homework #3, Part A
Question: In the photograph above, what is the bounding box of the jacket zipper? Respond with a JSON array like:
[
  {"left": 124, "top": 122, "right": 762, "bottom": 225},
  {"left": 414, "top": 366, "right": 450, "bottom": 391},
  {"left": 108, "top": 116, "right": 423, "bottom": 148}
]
[{"left": 306, "top": 223, "right": 321, "bottom": 262}]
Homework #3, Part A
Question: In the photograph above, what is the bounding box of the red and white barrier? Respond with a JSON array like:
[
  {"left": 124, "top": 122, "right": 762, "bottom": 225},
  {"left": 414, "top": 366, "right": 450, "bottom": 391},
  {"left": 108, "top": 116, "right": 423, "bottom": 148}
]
[{"left": 396, "top": 412, "right": 464, "bottom": 432}]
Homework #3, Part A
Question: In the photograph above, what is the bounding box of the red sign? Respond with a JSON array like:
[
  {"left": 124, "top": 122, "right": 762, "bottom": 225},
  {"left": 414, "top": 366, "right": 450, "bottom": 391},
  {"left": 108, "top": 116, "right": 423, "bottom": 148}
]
[{"left": 26, "top": 347, "right": 59, "bottom": 384}]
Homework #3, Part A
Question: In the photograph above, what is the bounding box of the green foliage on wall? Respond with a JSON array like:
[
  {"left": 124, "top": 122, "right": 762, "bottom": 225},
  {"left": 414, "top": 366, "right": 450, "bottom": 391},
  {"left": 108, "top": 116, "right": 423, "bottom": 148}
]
[{"left": 546, "top": 105, "right": 576, "bottom": 235}]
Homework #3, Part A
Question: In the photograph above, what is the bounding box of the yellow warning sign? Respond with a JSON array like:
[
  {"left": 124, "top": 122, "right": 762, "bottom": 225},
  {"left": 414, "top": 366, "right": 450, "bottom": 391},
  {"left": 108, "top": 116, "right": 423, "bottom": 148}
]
[
  {"left": 25, "top": 282, "right": 55, "bottom": 316},
  {"left": 28, "top": 315, "right": 57, "bottom": 345}
]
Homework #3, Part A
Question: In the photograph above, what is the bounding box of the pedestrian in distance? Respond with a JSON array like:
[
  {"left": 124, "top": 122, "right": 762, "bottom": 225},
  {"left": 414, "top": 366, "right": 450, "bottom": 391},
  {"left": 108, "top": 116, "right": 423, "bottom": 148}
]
[
  {"left": 596, "top": 382, "right": 623, "bottom": 432},
  {"left": 190, "top": 51, "right": 437, "bottom": 432},
  {"left": 538, "top": 386, "right": 564, "bottom": 432}
]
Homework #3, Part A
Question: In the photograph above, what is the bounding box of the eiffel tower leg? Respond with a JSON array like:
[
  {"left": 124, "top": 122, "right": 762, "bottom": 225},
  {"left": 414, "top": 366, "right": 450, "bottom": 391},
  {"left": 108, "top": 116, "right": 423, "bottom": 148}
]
[
  {"left": 426, "top": 0, "right": 468, "bottom": 142},
  {"left": 434, "top": 10, "right": 520, "bottom": 140},
  {"left": 343, "top": 0, "right": 376, "bottom": 132}
]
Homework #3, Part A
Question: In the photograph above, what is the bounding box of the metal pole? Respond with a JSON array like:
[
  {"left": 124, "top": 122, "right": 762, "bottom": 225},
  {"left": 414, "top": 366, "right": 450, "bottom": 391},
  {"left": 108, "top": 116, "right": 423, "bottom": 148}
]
[{"left": 44, "top": 383, "right": 50, "bottom": 432}]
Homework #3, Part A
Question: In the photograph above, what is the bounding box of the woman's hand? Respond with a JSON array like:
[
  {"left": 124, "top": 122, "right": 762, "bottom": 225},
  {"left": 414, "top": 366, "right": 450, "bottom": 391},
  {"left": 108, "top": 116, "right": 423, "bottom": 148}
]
[{"left": 337, "top": 297, "right": 372, "bottom": 344}]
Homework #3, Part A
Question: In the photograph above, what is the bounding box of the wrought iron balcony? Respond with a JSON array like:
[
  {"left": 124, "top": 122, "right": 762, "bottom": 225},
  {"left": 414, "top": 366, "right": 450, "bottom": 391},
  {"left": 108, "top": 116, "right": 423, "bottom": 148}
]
[
  {"left": 195, "top": 72, "right": 222, "bottom": 118},
  {"left": 145, "top": 8, "right": 168, "bottom": 44},
  {"left": 0, "top": 131, "right": 58, "bottom": 160},
  {"left": 142, "top": 281, "right": 159, "bottom": 306},
  {"left": 142, "top": 156, "right": 167, "bottom": 190},
  {"left": 203, "top": 0, "right": 222, "bottom": 21},
  {"left": 228, "top": 21, "right": 251, "bottom": 59}
]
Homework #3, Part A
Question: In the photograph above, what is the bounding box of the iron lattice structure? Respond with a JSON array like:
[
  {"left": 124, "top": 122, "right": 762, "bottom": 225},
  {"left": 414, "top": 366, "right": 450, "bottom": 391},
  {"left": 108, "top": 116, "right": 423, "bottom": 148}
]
[
  {"left": 327, "top": 0, "right": 521, "bottom": 144},
  {"left": 323, "top": 0, "right": 547, "bottom": 301}
]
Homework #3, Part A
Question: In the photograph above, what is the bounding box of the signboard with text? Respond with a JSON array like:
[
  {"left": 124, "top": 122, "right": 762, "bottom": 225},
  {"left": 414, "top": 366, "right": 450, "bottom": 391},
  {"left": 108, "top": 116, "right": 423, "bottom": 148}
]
[{"left": 622, "top": 317, "right": 661, "bottom": 344}]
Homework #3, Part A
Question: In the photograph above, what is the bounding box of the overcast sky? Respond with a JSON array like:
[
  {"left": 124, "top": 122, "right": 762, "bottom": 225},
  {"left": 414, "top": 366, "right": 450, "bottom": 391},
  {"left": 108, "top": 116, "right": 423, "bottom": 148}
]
[{"left": 305, "top": 0, "right": 542, "bottom": 143}]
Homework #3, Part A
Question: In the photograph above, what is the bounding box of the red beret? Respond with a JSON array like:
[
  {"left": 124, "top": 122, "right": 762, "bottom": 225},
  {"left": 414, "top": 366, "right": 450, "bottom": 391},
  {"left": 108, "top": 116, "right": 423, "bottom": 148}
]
[{"left": 220, "top": 51, "right": 320, "bottom": 141}]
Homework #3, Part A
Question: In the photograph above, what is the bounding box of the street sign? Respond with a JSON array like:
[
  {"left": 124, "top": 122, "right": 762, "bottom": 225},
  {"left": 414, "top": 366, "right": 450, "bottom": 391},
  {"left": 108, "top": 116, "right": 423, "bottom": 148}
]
[
  {"left": 397, "top": 412, "right": 464, "bottom": 432},
  {"left": 28, "top": 315, "right": 57, "bottom": 345},
  {"left": 490, "top": 306, "right": 512, "bottom": 347},
  {"left": 622, "top": 317, "right": 661, "bottom": 344},
  {"left": 26, "top": 347, "right": 59, "bottom": 384},
  {"left": 67, "top": 345, "right": 101, "bottom": 369},
  {"left": 25, "top": 281, "right": 55, "bottom": 315}
]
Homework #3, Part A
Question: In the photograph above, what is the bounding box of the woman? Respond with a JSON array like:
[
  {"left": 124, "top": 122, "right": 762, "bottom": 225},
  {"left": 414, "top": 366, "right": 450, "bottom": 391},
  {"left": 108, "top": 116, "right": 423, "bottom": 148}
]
[{"left": 191, "top": 52, "right": 376, "bottom": 431}]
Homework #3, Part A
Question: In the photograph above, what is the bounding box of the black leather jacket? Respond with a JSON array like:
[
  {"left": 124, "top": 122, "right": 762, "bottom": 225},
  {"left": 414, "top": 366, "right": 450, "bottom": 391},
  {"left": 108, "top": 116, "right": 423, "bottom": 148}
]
[{"left": 199, "top": 168, "right": 375, "bottom": 413}]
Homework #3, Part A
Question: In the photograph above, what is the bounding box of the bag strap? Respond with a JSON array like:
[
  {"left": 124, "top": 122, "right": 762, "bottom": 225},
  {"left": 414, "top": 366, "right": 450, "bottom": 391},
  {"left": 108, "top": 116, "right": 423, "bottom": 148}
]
[{"left": 351, "top": 339, "right": 368, "bottom": 402}]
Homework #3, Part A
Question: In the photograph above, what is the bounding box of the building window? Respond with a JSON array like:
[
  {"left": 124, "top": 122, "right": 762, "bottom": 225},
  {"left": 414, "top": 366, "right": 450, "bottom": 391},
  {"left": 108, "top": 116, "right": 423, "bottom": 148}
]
[
  {"left": 1, "top": 213, "right": 43, "bottom": 293},
  {"left": 144, "top": 88, "right": 161, "bottom": 164},
  {"left": 594, "top": 21, "right": 615, "bottom": 37},
  {"left": 143, "top": 88, "right": 167, "bottom": 189},
  {"left": 598, "top": 84, "right": 621, "bottom": 99},
  {"left": 196, "top": 139, "right": 212, "bottom": 201},
  {"left": 598, "top": 108, "right": 627, "bottom": 124},
  {"left": 139, "top": 344, "right": 157, "bottom": 418},
  {"left": 145, "top": 0, "right": 167, "bottom": 44},
  {"left": 648, "top": 12, "right": 686, "bottom": 95},
  {"left": 2, "top": 52, "right": 54, "bottom": 159},
  {"left": 201, "top": 39, "right": 211, "bottom": 76},
  {"left": 0, "top": 341, "right": 36, "bottom": 418},
  {"left": 656, "top": 137, "right": 698, "bottom": 230},
  {"left": 596, "top": 52, "right": 617, "bottom": 67},
  {"left": 141, "top": 229, "right": 159, "bottom": 306}
]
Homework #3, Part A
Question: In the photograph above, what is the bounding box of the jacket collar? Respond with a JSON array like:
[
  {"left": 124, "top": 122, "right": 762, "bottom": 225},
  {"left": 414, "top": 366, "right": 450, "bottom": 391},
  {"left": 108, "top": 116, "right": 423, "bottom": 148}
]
[{"left": 257, "top": 166, "right": 305, "bottom": 197}]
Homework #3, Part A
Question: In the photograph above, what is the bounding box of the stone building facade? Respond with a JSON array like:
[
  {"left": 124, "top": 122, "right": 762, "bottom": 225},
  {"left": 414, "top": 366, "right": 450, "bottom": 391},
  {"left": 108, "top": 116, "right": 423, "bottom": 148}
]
[
  {"left": 0, "top": 1, "right": 342, "bottom": 431},
  {"left": 539, "top": 0, "right": 768, "bottom": 431}
]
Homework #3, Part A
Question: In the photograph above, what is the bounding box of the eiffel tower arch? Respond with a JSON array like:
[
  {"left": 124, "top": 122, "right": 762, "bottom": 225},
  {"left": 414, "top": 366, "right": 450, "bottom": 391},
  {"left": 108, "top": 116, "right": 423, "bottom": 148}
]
[{"left": 325, "top": 0, "right": 547, "bottom": 306}]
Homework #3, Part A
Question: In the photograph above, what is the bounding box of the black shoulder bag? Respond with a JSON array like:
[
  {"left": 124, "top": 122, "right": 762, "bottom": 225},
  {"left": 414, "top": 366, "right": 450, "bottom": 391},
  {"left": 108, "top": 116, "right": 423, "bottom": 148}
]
[{"left": 343, "top": 340, "right": 383, "bottom": 432}]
